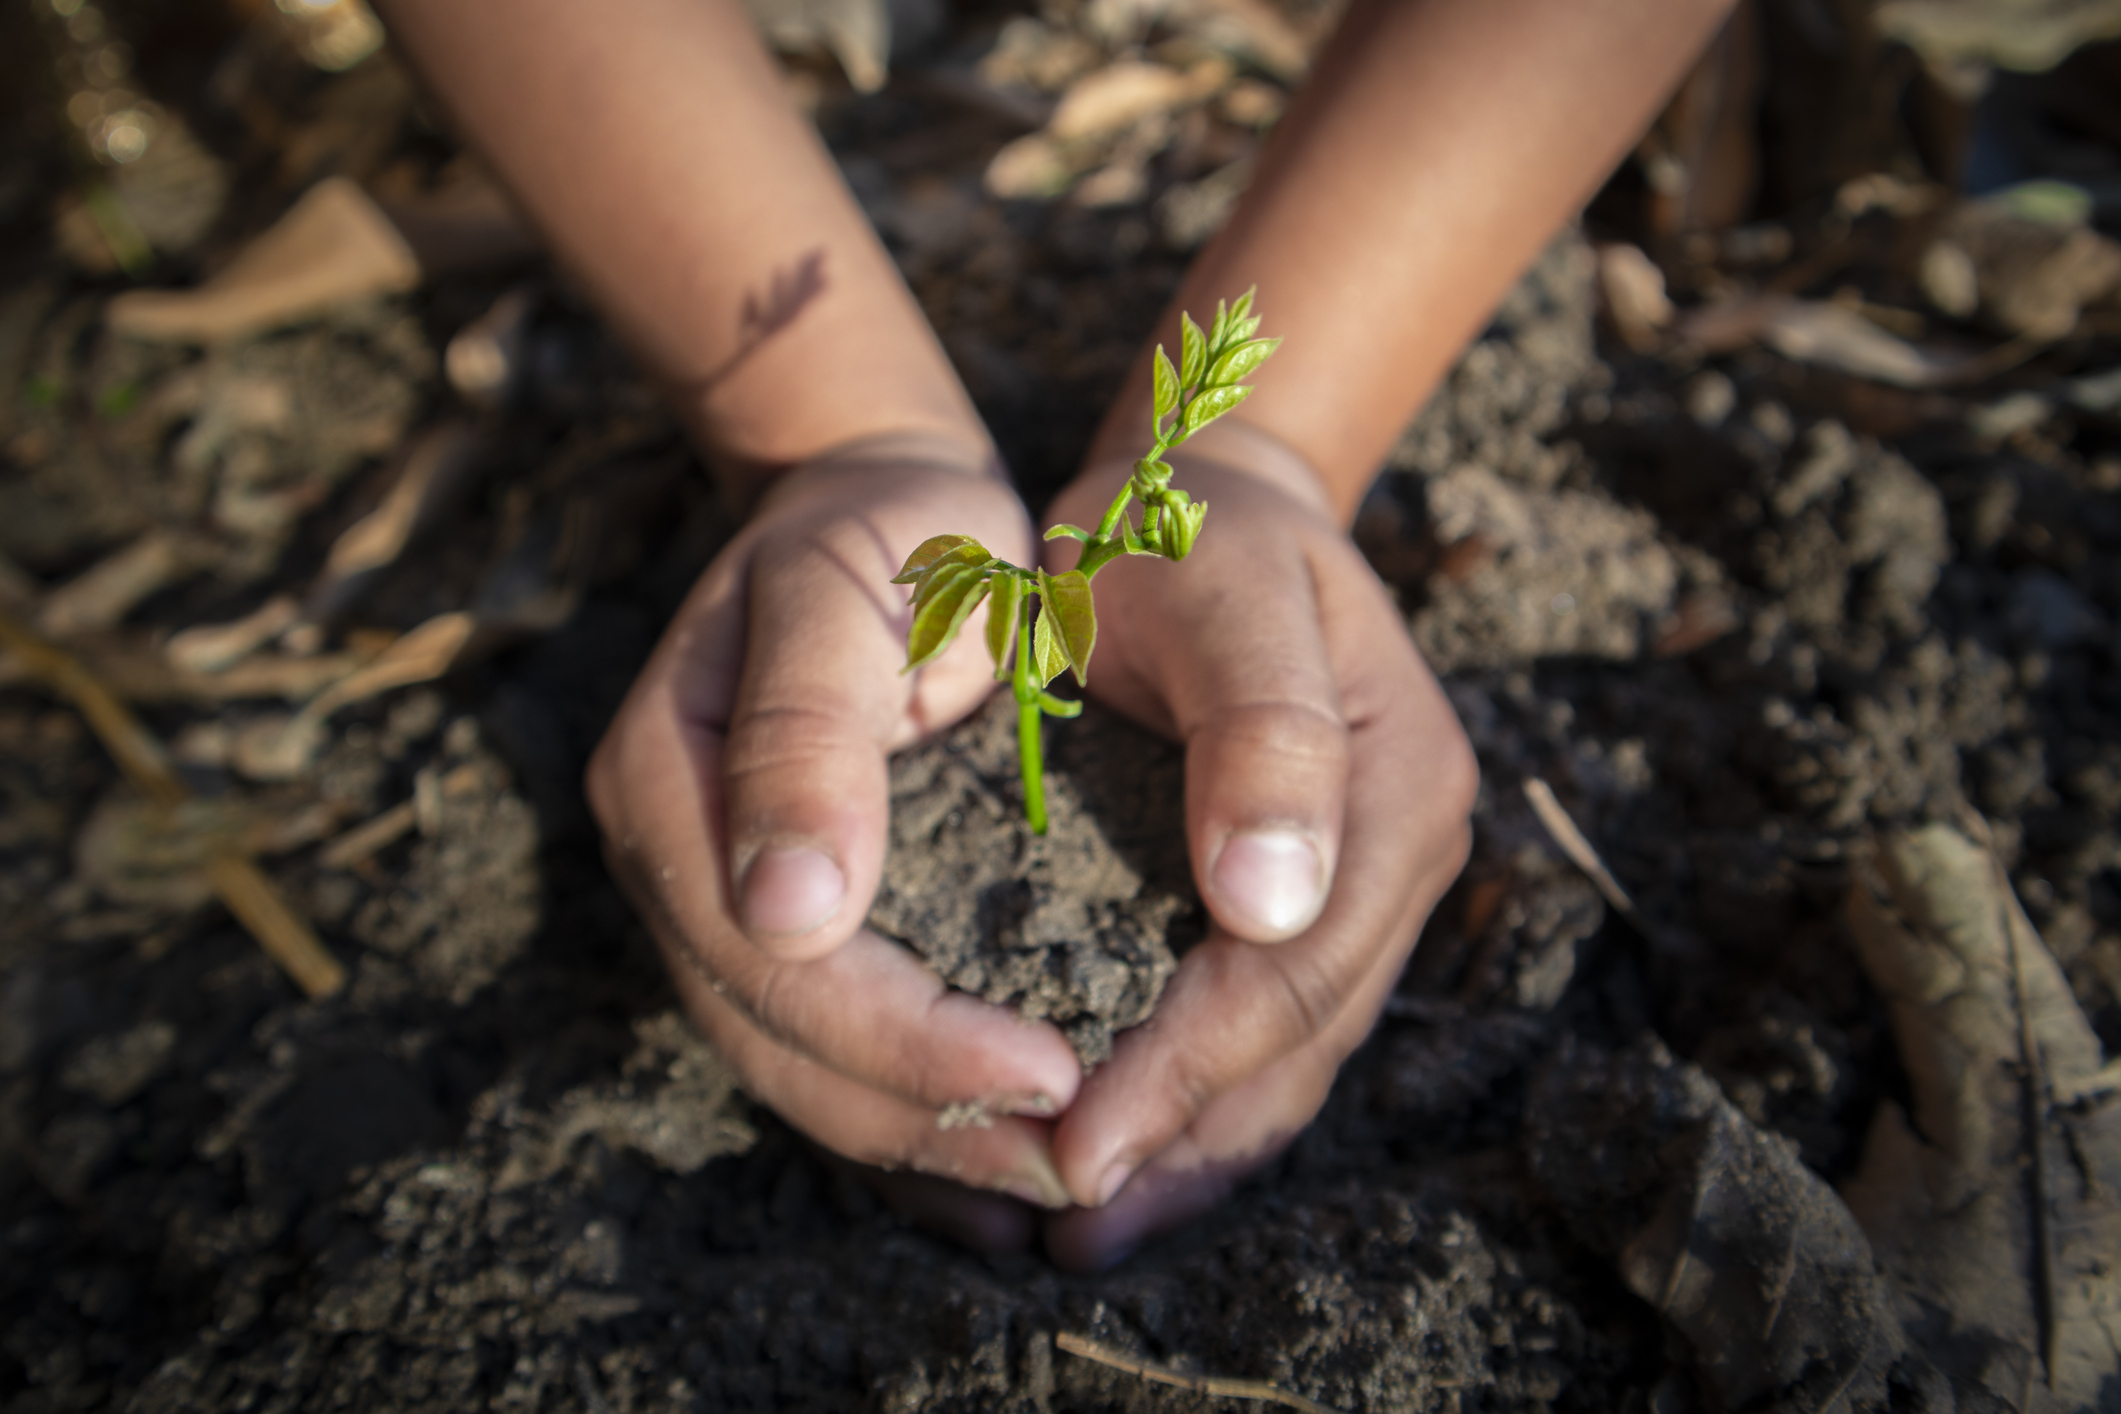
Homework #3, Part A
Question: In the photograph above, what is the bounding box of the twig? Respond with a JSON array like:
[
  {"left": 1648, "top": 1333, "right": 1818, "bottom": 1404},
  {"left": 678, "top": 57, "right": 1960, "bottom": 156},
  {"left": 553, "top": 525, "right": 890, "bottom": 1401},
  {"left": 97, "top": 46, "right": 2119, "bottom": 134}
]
[
  {"left": 1523, "top": 778, "right": 1649, "bottom": 934},
  {"left": 1054, "top": 1332, "right": 1348, "bottom": 1414},
  {"left": 0, "top": 605, "right": 345, "bottom": 999},
  {"left": 316, "top": 799, "right": 418, "bottom": 871}
]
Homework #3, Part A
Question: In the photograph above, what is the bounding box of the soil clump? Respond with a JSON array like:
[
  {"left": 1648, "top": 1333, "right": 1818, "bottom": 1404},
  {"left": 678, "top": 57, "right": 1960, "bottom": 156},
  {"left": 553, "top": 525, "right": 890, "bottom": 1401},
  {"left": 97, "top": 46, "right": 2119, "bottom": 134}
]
[{"left": 869, "top": 693, "right": 1198, "bottom": 1066}]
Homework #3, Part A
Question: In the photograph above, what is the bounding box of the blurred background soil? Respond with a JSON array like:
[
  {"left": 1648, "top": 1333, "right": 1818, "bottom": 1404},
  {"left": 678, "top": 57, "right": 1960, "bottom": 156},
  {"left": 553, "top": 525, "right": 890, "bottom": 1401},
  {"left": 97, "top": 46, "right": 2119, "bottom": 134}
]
[{"left": 3, "top": 0, "right": 2121, "bottom": 1410}]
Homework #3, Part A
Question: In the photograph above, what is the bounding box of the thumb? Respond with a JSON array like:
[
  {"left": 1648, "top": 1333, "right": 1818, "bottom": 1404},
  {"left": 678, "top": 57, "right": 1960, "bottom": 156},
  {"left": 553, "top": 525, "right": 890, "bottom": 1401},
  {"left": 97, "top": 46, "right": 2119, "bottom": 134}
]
[
  {"left": 720, "top": 530, "right": 908, "bottom": 962},
  {"left": 1139, "top": 523, "right": 1351, "bottom": 944}
]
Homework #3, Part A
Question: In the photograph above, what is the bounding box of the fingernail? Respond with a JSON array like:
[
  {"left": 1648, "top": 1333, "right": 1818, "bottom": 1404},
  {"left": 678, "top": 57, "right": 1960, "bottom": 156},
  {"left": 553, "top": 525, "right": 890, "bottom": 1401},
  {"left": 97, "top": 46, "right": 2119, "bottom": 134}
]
[
  {"left": 1211, "top": 830, "right": 1324, "bottom": 939},
  {"left": 1003, "top": 1149, "right": 1071, "bottom": 1209},
  {"left": 1009, "top": 1091, "right": 1058, "bottom": 1119},
  {"left": 739, "top": 846, "right": 845, "bottom": 937},
  {"left": 1094, "top": 1161, "right": 1134, "bottom": 1208}
]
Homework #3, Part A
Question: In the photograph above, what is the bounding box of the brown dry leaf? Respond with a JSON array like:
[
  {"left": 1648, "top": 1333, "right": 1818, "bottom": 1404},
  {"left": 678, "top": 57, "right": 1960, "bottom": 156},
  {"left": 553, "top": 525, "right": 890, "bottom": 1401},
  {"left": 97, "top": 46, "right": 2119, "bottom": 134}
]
[
  {"left": 1047, "top": 58, "right": 1228, "bottom": 143},
  {"left": 444, "top": 284, "right": 539, "bottom": 410},
  {"left": 235, "top": 611, "right": 476, "bottom": 781},
  {"left": 1596, "top": 242, "right": 1673, "bottom": 352},
  {"left": 1527, "top": 1038, "right": 1936, "bottom": 1412},
  {"left": 106, "top": 178, "right": 420, "bottom": 345},
  {"left": 75, "top": 790, "right": 339, "bottom": 913},
  {"left": 1877, "top": 0, "right": 2121, "bottom": 80},
  {"left": 308, "top": 419, "right": 486, "bottom": 622},
  {"left": 984, "top": 133, "right": 1075, "bottom": 200},
  {"left": 1943, "top": 201, "right": 2121, "bottom": 340},
  {"left": 744, "top": 0, "right": 893, "bottom": 93},
  {"left": 164, "top": 595, "right": 301, "bottom": 675},
  {"left": 1843, "top": 823, "right": 2121, "bottom": 1411},
  {"left": 1678, "top": 295, "right": 1992, "bottom": 388},
  {"left": 38, "top": 530, "right": 211, "bottom": 640}
]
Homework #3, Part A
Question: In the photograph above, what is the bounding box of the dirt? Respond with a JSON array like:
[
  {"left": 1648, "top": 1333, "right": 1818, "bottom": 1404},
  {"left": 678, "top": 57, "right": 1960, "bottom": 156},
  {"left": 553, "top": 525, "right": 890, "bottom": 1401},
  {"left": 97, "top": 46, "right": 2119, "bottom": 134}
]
[
  {"left": 870, "top": 692, "right": 1198, "bottom": 1067},
  {"left": 5, "top": 2, "right": 2121, "bottom": 1412}
]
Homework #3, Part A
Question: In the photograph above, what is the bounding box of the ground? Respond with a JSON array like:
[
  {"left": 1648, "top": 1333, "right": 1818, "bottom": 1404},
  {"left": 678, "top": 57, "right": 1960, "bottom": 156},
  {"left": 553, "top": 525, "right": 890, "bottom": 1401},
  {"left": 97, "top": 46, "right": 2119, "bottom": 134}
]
[{"left": 3, "top": 2, "right": 2121, "bottom": 1411}]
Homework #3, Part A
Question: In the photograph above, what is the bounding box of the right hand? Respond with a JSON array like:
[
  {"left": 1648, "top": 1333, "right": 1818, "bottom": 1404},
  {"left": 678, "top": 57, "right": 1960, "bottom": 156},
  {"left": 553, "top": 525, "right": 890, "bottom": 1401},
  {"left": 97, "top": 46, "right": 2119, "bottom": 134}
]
[{"left": 586, "top": 436, "right": 1081, "bottom": 1239}]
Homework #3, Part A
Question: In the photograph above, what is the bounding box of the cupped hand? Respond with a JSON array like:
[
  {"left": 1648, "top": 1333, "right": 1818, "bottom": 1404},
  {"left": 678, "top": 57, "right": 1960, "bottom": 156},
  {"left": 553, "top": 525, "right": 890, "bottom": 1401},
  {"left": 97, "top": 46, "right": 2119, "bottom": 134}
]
[
  {"left": 1037, "top": 423, "right": 1479, "bottom": 1269},
  {"left": 586, "top": 435, "right": 1083, "bottom": 1238}
]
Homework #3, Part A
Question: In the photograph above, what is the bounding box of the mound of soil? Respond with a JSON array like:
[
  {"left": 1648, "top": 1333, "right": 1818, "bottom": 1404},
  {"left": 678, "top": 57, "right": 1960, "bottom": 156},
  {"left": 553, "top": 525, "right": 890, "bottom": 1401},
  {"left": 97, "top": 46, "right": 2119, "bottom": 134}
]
[{"left": 870, "top": 693, "right": 1199, "bottom": 1066}]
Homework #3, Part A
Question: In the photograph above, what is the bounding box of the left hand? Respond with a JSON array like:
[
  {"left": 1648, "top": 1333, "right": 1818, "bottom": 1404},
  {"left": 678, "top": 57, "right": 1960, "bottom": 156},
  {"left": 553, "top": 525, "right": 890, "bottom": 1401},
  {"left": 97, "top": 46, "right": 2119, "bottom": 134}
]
[{"left": 1035, "top": 426, "right": 1479, "bottom": 1269}]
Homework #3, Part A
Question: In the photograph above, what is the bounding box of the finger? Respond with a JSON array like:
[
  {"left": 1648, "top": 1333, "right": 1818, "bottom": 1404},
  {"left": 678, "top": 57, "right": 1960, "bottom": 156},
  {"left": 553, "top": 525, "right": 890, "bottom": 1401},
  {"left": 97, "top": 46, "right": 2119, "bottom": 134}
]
[
  {"left": 1094, "top": 489, "right": 1352, "bottom": 943},
  {"left": 1044, "top": 876, "right": 1424, "bottom": 1271},
  {"left": 596, "top": 615, "right": 1080, "bottom": 1116},
  {"left": 676, "top": 913, "right": 1084, "bottom": 1119},
  {"left": 660, "top": 924, "right": 1074, "bottom": 1209},
  {"left": 719, "top": 523, "right": 910, "bottom": 959},
  {"left": 1051, "top": 640, "right": 1475, "bottom": 1208}
]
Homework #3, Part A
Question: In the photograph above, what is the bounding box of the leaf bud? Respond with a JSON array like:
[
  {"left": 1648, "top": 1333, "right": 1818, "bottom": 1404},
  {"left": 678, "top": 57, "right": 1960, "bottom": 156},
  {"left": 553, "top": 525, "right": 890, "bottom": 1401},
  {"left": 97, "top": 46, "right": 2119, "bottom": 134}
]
[{"left": 1159, "top": 491, "right": 1207, "bottom": 560}]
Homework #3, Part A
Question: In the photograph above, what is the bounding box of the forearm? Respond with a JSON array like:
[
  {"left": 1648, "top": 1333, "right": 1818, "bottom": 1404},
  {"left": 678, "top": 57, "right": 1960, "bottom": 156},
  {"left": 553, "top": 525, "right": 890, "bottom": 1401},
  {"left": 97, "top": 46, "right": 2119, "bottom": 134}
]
[
  {"left": 1090, "top": 0, "right": 1735, "bottom": 523},
  {"left": 374, "top": 0, "right": 990, "bottom": 477}
]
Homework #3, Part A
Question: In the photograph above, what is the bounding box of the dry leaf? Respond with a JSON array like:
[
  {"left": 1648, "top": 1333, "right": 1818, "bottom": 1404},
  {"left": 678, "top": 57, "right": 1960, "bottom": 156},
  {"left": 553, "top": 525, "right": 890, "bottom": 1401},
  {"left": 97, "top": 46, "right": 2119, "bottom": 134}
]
[{"left": 1843, "top": 823, "right": 2121, "bottom": 1411}]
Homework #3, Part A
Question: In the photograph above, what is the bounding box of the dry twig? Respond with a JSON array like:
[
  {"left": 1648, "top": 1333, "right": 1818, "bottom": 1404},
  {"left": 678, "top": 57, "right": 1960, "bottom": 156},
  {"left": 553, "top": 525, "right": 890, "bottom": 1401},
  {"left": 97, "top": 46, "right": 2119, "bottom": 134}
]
[
  {"left": 1523, "top": 777, "right": 1648, "bottom": 933},
  {"left": 1054, "top": 1332, "right": 1348, "bottom": 1414},
  {"left": 0, "top": 605, "right": 346, "bottom": 998}
]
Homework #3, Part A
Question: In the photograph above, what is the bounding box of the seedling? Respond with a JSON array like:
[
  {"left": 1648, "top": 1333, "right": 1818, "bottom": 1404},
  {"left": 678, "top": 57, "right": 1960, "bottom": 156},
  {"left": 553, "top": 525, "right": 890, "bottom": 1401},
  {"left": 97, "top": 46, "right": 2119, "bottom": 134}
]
[{"left": 893, "top": 290, "right": 1279, "bottom": 833}]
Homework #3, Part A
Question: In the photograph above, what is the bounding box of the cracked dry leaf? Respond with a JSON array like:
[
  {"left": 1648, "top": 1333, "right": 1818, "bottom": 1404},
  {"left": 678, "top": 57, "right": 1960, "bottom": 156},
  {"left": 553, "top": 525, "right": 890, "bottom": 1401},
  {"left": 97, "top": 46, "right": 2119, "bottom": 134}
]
[
  {"left": 1526, "top": 1038, "right": 1939, "bottom": 1413},
  {"left": 1843, "top": 823, "right": 2121, "bottom": 1412}
]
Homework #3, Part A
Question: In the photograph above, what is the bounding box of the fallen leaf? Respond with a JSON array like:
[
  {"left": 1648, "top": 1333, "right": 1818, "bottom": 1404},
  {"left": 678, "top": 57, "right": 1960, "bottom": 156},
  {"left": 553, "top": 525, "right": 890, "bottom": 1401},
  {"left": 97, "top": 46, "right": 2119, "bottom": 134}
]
[{"left": 1843, "top": 823, "right": 2121, "bottom": 1411}]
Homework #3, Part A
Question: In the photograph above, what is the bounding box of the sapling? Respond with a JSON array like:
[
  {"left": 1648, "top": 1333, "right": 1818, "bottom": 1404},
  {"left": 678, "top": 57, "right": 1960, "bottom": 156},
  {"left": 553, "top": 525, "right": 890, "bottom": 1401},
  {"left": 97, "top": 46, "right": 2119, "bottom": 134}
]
[{"left": 892, "top": 290, "right": 1279, "bottom": 833}]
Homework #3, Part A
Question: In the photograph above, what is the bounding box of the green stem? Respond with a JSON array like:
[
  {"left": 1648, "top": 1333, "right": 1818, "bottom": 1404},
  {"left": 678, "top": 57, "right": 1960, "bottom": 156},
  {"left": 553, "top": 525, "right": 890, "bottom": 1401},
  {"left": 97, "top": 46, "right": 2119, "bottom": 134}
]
[
  {"left": 1012, "top": 595, "right": 1046, "bottom": 834},
  {"left": 1093, "top": 478, "right": 1137, "bottom": 542}
]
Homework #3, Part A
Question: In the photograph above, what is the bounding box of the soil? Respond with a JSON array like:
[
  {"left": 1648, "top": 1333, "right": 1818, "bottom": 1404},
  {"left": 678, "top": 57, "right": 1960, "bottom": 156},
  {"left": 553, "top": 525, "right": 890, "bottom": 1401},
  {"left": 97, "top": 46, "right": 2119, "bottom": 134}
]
[
  {"left": 870, "top": 693, "right": 1198, "bottom": 1068},
  {"left": 5, "top": 3, "right": 2121, "bottom": 1412}
]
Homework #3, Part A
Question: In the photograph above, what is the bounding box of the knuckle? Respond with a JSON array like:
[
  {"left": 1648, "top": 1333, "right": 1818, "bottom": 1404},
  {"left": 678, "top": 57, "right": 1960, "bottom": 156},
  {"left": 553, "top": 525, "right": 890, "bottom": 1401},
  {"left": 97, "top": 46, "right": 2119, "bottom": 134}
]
[
  {"left": 1158, "top": 1043, "right": 1227, "bottom": 1129},
  {"left": 1436, "top": 728, "right": 1481, "bottom": 824},
  {"left": 1266, "top": 946, "right": 1342, "bottom": 1045},
  {"left": 1195, "top": 698, "right": 1350, "bottom": 775},
  {"left": 583, "top": 743, "right": 619, "bottom": 832},
  {"left": 739, "top": 963, "right": 835, "bottom": 1064},
  {"left": 722, "top": 703, "right": 867, "bottom": 803}
]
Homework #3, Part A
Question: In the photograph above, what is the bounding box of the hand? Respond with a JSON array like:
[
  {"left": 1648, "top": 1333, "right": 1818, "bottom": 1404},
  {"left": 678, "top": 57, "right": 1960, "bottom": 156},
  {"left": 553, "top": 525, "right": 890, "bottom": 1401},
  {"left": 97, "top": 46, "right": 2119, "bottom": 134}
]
[
  {"left": 586, "top": 435, "right": 1084, "bottom": 1242},
  {"left": 1037, "top": 423, "right": 1479, "bottom": 1269}
]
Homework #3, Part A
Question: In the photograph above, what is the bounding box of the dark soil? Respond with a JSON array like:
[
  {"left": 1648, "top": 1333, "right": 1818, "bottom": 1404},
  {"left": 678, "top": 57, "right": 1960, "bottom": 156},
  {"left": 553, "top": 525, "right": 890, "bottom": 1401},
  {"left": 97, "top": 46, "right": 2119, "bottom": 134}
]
[
  {"left": 6, "top": 3, "right": 2121, "bottom": 1412},
  {"left": 870, "top": 693, "right": 1198, "bottom": 1067}
]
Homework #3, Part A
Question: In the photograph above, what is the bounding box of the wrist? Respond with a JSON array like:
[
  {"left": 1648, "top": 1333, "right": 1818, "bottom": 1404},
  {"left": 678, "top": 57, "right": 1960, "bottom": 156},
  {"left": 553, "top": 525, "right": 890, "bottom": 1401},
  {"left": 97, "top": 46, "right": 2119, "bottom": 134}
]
[
  {"left": 720, "top": 424, "right": 1007, "bottom": 520},
  {"left": 749, "top": 428, "right": 1018, "bottom": 525}
]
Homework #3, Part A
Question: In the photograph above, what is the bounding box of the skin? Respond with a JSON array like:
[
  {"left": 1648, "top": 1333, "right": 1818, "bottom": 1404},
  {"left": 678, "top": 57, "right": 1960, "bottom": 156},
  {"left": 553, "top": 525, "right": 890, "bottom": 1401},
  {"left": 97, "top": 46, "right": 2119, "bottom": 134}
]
[{"left": 378, "top": 0, "right": 1735, "bottom": 1268}]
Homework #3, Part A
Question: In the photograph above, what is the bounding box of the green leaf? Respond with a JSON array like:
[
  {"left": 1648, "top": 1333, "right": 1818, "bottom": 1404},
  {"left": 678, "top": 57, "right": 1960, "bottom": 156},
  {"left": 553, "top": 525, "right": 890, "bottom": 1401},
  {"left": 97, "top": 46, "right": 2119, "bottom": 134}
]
[
  {"left": 892, "top": 534, "right": 982, "bottom": 584},
  {"left": 902, "top": 565, "right": 988, "bottom": 671},
  {"left": 1206, "top": 336, "right": 1281, "bottom": 388},
  {"left": 1152, "top": 345, "right": 1180, "bottom": 423},
  {"left": 1208, "top": 298, "right": 1231, "bottom": 352},
  {"left": 985, "top": 571, "right": 1021, "bottom": 678},
  {"left": 908, "top": 542, "right": 992, "bottom": 608},
  {"left": 1181, "top": 382, "right": 1252, "bottom": 435},
  {"left": 1230, "top": 285, "right": 1256, "bottom": 324},
  {"left": 1229, "top": 314, "right": 1262, "bottom": 346},
  {"left": 1180, "top": 313, "right": 1206, "bottom": 388},
  {"left": 1031, "top": 597, "right": 1068, "bottom": 688},
  {"left": 1043, "top": 523, "right": 1092, "bottom": 543},
  {"left": 1036, "top": 568, "right": 1097, "bottom": 687}
]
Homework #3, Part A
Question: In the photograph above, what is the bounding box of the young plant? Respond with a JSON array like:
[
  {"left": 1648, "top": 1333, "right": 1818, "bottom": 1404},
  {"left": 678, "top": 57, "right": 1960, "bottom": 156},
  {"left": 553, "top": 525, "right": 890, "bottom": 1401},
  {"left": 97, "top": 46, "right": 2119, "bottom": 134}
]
[{"left": 893, "top": 289, "right": 1280, "bottom": 833}]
